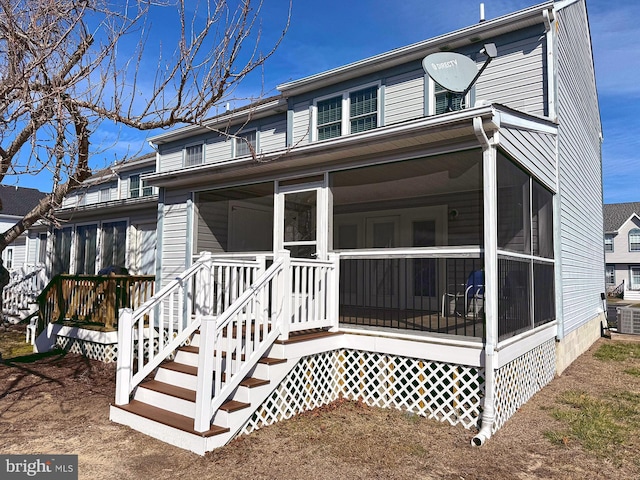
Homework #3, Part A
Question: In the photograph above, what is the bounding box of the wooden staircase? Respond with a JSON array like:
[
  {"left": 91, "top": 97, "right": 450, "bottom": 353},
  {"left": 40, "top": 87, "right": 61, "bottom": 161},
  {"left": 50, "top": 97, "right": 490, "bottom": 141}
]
[{"left": 110, "top": 329, "right": 340, "bottom": 454}]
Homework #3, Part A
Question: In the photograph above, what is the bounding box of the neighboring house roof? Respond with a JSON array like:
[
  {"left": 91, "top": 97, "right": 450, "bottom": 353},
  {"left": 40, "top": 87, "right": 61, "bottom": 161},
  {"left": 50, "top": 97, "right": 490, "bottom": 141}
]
[
  {"left": 603, "top": 202, "right": 640, "bottom": 233},
  {"left": 0, "top": 185, "right": 47, "bottom": 217},
  {"left": 83, "top": 152, "right": 156, "bottom": 186}
]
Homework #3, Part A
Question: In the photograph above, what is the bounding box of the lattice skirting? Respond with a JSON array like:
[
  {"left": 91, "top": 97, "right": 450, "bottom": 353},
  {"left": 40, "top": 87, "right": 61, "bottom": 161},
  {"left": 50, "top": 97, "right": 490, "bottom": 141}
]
[
  {"left": 240, "top": 349, "right": 485, "bottom": 437},
  {"left": 55, "top": 336, "right": 118, "bottom": 363},
  {"left": 492, "top": 338, "right": 556, "bottom": 432}
]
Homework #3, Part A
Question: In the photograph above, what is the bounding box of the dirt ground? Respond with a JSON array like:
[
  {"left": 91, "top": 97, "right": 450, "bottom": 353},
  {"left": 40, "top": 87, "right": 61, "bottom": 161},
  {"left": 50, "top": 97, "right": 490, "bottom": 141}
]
[{"left": 1, "top": 323, "right": 639, "bottom": 480}]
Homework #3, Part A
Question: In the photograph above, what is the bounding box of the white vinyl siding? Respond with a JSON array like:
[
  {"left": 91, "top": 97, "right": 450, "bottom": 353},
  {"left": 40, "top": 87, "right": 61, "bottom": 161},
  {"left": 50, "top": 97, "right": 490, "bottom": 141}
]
[
  {"left": 259, "top": 119, "right": 287, "bottom": 153},
  {"left": 292, "top": 100, "right": 311, "bottom": 145},
  {"left": 158, "top": 145, "right": 184, "bottom": 172},
  {"left": 499, "top": 127, "right": 557, "bottom": 192},
  {"left": 160, "top": 189, "right": 191, "bottom": 287},
  {"left": 384, "top": 70, "right": 424, "bottom": 126},
  {"left": 555, "top": 1, "right": 604, "bottom": 335},
  {"left": 474, "top": 33, "right": 546, "bottom": 116},
  {"left": 205, "top": 135, "right": 230, "bottom": 164}
]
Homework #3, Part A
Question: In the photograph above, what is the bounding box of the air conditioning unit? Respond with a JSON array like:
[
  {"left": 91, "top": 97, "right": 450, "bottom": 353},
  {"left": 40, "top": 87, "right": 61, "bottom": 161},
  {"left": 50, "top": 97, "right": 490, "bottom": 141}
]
[{"left": 617, "top": 307, "right": 640, "bottom": 335}]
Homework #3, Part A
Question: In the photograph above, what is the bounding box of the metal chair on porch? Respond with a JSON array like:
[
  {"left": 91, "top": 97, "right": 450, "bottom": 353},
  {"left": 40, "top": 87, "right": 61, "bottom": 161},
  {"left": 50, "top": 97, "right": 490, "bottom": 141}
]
[{"left": 442, "top": 269, "right": 484, "bottom": 319}]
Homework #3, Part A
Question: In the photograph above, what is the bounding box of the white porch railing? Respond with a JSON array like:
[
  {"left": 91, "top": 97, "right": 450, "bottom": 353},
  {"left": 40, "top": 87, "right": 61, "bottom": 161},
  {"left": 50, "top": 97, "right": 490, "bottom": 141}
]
[
  {"left": 115, "top": 253, "right": 266, "bottom": 405},
  {"left": 2, "top": 263, "right": 47, "bottom": 317},
  {"left": 115, "top": 250, "right": 340, "bottom": 433},
  {"left": 194, "top": 252, "right": 339, "bottom": 432}
]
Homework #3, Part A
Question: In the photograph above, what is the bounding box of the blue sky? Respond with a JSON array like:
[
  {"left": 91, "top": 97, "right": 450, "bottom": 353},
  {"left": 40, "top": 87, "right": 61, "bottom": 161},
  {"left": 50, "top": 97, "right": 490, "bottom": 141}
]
[{"left": 10, "top": 0, "right": 639, "bottom": 204}]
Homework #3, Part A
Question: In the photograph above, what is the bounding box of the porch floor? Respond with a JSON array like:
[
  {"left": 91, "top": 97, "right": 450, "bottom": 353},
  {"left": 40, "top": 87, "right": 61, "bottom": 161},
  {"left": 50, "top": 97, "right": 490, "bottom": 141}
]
[{"left": 339, "top": 306, "right": 484, "bottom": 338}]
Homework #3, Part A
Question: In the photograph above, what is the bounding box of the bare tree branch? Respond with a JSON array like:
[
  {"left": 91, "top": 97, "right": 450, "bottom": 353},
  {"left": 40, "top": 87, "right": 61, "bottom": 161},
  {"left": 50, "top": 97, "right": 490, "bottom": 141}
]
[{"left": 0, "top": 0, "right": 290, "bottom": 250}]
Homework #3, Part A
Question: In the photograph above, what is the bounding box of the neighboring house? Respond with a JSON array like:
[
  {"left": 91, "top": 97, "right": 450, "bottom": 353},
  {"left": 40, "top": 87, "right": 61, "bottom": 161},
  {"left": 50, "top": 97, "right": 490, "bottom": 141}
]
[
  {"left": 603, "top": 202, "right": 640, "bottom": 301},
  {"left": 0, "top": 185, "right": 47, "bottom": 272},
  {"left": 103, "top": 0, "right": 603, "bottom": 454},
  {"left": 25, "top": 153, "right": 159, "bottom": 277}
]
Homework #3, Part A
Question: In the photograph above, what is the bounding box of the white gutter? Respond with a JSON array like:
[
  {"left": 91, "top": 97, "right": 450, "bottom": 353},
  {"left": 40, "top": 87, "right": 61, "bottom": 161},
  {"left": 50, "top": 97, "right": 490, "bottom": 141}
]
[{"left": 471, "top": 114, "right": 498, "bottom": 447}]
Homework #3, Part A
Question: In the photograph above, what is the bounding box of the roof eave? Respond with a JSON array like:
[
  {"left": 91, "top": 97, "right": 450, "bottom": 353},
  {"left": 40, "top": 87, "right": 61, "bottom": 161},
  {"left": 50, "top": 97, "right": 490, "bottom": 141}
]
[{"left": 277, "top": 2, "right": 553, "bottom": 96}]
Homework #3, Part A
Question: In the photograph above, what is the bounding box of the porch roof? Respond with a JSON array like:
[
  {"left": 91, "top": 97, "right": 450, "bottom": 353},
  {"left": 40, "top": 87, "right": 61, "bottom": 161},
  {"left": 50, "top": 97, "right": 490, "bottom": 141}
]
[{"left": 144, "top": 104, "right": 557, "bottom": 190}]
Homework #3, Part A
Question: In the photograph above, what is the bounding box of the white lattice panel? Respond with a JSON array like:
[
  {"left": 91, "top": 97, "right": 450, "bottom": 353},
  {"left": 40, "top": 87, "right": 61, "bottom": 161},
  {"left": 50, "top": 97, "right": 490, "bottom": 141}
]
[
  {"left": 240, "top": 349, "right": 484, "bottom": 438},
  {"left": 55, "top": 337, "right": 118, "bottom": 363},
  {"left": 492, "top": 338, "right": 556, "bottom": 432},
  {"left": 240, "top": 351, "right": 342, "bottom": 435}
]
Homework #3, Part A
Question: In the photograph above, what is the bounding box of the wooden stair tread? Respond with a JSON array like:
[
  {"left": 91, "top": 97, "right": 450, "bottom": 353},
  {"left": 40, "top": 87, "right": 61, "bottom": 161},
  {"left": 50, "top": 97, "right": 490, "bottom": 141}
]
[
  {"left": 176, "top": 346, "right": 284, "bottom": 366},
  {"left": 220, "top": 400, "right": 250, "bottom": 413},
  {"left": 139, "top": 380, "right": 196, "bottom": 402},
  {"left": 240, "top": 377, "right": 269, "bottom": 388},
  {"left": 259, "top": 356, "right": 287, "bottom": 365},
  {"left": 114, "top": 400, "right": 228, "bottom": 437},
  {"left": 275, "top": 329, "right": 342, "bottom": 345},
  {"left": 160, "top": 361, "right": 198, "bottom": 376}
]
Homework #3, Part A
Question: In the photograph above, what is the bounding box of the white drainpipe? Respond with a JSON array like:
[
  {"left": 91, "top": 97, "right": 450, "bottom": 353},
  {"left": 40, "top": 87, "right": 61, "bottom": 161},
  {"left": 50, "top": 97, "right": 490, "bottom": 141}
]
[{"left": 472, "top": 114, "right": 498, "bottom": 446}]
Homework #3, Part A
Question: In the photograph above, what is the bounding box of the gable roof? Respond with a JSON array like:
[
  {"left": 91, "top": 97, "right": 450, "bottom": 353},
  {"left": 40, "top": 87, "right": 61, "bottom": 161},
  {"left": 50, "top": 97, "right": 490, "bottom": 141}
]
[
  {"left": 603, "top": 202, "right": 640, "bottom": 233},
  {"left": 0, "top": 185, "right": 47, "bottom": 217}
]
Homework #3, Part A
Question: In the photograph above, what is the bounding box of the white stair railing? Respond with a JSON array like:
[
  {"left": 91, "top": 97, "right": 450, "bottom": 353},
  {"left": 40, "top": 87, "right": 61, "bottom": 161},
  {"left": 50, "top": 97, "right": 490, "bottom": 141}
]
[
  {"left": 194, "top": 251, "right": 340, "bottom": 433},
  {"left": 115, "top": 253, "right": 265, "bottom": 406},
  {"left": 2, "top": 264, "right": 47, "bottom": 317}
]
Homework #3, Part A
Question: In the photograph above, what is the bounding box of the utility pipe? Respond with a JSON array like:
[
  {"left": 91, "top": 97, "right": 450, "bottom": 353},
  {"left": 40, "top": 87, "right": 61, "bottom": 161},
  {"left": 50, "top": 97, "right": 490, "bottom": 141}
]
[{"left": 471, "top": 115, "right": 498, "bottom": 446}]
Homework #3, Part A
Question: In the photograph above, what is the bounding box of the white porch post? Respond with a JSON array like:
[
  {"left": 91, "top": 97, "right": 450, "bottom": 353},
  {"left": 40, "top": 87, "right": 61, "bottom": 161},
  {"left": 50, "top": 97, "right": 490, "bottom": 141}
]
[
  {"left": 194, "top": 258, "right": 215, "bottom": 433},
  {"left": 328, "top": 252, "right": 340, "bottom": 332},
  {"left": 115, "top": 308, "right": 134, "bottom": 406},
  {"left": 277, "top": 250, "right": 291, "bottom": 341},
  {"left": 194, "top": 315, "right": 216, "bottom": 433}
]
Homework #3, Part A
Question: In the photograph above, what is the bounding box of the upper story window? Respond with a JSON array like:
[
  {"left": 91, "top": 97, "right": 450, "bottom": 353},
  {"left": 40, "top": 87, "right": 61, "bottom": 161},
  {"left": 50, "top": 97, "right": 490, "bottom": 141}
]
[
  {"left": 129, "top": 174, "right": 153, "bottom": 198},
  {"left": 314, "top": 84, "right": 379, "bottom": 141},
  {"left": 235, "top": 130, "right": 257, "bottom": 157},
  {"left": 184, "top": 143, "right": 204, "bottom": 167},
  {"left": 629, "top": 228, "right": 640, "bottom": 252},
  {"left": 604, "top": 234, "right": 614, "bottom": 252},
  {"left": 428, "top": 79, "right": 471, "bottom": 115},
  {"left": 100, "top": 187, "right": 111, "bottom": 203}
]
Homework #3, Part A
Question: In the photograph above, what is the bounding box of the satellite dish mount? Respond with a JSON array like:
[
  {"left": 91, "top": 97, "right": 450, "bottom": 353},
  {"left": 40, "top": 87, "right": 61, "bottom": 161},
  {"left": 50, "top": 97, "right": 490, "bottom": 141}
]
[{"left": 422, "top": 43, "right": 497, "bottom": 111}]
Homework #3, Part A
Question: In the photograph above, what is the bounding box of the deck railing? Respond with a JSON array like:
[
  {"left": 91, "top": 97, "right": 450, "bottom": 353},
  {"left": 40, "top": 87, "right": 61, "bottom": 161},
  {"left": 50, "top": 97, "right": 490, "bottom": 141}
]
[
  {"left": 2, "top": 264, "right": 47, "bottom": 317},
  {"left": 115, "top": 253, "right": 266, "bottom": 405},
  {"left": 37, "top": 273, "right": 155, "bottom": 331},
  {"left": 338, "top": 247, "right": 485, "bottom": 338},
  {"left": 115, "top": 250, "right": 340, "bottom": 433}
]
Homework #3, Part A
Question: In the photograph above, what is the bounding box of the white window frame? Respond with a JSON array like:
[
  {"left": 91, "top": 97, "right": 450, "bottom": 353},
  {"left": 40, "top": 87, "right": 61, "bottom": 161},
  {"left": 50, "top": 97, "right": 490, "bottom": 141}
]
[
  {"left": 427, "top": 77, "right": 472, "bottom": 116},
  {"left": 129, "top": 174, "right": 154, "bottom": 198},
  {"left": 2, "top": 246, "right": 14, "bottom": 270},
  {"left": 630, "top": 266, "right": 640, "bottom": 291},
  {"left": 234, "top": 129, "right": 258, "bottom": 158},
  {"left": 183, "top": 142, "right": 204, "bottom": 167},
  {"left": 311, "top": 81, "right": 381, "bottom": 142},
  {"left": 629, "top": 228, "right": 640, "bottom": 252},
  {"left": 605, "top": 264, "right": 615, "bottom": 285},
  {"left": 604, "top": 234, "right": 614, "bottom": 252}
]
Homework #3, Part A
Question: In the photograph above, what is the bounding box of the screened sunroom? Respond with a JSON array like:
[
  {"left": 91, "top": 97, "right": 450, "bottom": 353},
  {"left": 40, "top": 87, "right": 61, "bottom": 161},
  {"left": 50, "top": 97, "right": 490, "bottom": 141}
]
[{"left": 192, "top": 145, "right": 555, "bottom": 342}]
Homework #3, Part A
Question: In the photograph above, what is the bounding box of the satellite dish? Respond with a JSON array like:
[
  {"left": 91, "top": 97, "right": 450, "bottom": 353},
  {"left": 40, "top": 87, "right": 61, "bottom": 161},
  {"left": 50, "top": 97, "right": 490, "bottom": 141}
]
[{"left": 422, "top": 52, "right": 479, "bottom": 94}]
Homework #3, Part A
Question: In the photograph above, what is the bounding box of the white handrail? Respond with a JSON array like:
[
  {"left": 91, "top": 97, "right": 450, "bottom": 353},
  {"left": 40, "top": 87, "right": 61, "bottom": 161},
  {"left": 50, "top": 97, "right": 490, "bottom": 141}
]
[
  {"left": 194, "top": 256, "right": 287, "bottom": 432},
  {"left": 115, "top": 253, "right": 264, "bottom": 405},
  {"left": 2, "top": 264, "right": 47, "bottom": 316}
]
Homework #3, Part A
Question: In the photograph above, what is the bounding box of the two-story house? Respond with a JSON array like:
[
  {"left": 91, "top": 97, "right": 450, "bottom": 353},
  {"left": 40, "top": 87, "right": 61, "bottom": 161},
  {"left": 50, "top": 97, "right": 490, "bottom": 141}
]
[
  {"left": 0, "top": 185, "right": 47, "bottom": 272},
  {"left": 104, "top": 0, "right": 604, "bottom": 454},
  {"left": 604, "top": 202, "right": 640, "bottom": 301},
  {"left": 25, "top": 153, "right": 158, "bottom": 278}
]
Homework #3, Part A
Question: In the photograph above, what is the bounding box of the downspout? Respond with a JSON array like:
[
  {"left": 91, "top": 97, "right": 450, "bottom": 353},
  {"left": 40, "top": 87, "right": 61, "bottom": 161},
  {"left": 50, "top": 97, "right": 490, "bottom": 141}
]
[{"left": 472, "top": 114, "right": 498, "bottom": 446}]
